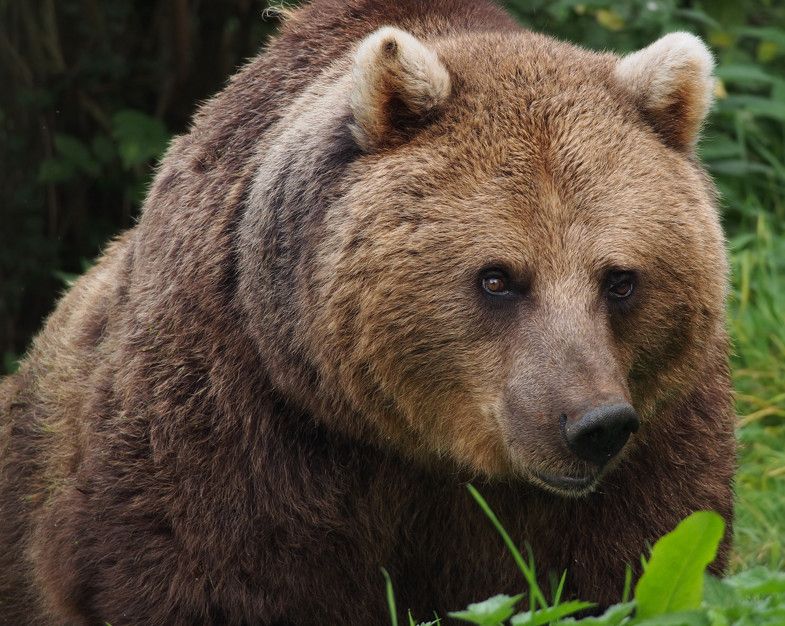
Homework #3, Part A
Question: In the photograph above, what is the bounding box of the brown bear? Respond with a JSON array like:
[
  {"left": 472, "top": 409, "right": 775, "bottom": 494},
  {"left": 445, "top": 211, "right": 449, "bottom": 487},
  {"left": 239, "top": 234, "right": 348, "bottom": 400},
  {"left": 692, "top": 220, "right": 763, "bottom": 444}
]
[{"left": 0, "top": 0, "right": 735, "bottom": 624}]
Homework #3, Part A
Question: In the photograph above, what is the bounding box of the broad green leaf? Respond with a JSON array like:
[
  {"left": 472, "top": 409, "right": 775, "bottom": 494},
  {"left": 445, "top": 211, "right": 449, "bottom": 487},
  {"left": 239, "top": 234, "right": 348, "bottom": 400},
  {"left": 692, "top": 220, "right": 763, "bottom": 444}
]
[
  {"left": 774, "top": 82, "right": 785, "bottom": 103},
  {"left": 634, "top": 512, "right": 725, "bottom": 619},
  {"left": 449, "top": 594, "right": 524, "bottom": 625},
  {"left": 509, "top": 600, "right": 593, "bottom": 625},
  {"left": 707, "top": 30, "right": 734, "bottom": 49}
]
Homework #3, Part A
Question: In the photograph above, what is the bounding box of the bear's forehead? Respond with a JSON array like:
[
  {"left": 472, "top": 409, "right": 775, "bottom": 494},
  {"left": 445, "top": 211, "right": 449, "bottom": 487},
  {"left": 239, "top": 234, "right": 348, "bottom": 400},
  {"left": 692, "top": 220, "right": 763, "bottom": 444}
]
[
  {"left": 434, "top": 31, "right": 618, "bottom": 105},
  {"left": 394, "top": 97, "right": 698, "bottom": 232},
  {"left": 424, "top": 32, "right": 653, "bottom": 167}
]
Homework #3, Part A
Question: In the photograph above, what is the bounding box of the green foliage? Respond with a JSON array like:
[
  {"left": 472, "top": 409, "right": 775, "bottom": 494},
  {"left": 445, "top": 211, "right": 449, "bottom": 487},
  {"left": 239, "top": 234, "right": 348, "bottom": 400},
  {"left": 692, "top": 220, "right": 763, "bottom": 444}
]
[
  {"left": 634, "top": 513, "right": 725, "bottom": 618},
  {"left": 386, "top": 494, "right": 785, "bottom": 625}
]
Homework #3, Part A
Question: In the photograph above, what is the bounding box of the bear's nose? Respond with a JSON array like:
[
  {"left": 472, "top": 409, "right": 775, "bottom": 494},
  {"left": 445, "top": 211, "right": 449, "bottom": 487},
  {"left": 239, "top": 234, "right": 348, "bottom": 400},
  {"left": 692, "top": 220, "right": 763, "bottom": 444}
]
[{"left": 561, "top": 403, "right": 640, "bottom": 467}]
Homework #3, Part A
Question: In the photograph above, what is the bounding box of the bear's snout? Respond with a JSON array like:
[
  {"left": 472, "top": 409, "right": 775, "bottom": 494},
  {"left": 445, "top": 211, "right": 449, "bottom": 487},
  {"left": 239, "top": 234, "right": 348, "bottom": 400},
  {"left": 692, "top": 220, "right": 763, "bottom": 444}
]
[{"left": 560, "top": 403, "right": 640, "bottom": 467}]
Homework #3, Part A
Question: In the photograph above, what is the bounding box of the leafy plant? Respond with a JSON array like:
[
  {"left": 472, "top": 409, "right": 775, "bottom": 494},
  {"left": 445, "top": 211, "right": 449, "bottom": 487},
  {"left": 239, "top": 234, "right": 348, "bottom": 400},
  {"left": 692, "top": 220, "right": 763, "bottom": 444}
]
[
  {"left": 385, "top": 488, "right": 785, "bottom": 625},
  {"left": 634, "top": 513, "right": 725, "bottom": 618}
]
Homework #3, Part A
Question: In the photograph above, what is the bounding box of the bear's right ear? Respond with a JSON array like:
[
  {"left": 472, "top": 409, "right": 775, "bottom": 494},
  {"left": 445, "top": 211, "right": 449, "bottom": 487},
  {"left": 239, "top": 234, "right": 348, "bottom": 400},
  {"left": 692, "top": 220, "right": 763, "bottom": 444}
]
[
  {"left": 614, "top": 32, "right": 715, "bottom": 151},
  {"left": 350, "top": 27, "right": 451, "bottom": 151}
]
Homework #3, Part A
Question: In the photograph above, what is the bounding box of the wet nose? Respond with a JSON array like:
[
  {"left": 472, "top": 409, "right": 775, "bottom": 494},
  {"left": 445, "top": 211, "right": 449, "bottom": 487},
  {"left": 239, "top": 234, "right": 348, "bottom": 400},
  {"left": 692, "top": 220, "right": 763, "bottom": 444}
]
[{"left": 561, "top": 403, "right": 640, "bottom": 467}]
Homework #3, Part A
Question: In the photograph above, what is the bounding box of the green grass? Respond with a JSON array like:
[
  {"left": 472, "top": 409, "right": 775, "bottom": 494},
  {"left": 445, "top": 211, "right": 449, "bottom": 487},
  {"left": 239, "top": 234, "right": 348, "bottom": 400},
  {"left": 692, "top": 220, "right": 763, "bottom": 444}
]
[{"left": 730, "top": 215, "right": 785, "bottom": 572}]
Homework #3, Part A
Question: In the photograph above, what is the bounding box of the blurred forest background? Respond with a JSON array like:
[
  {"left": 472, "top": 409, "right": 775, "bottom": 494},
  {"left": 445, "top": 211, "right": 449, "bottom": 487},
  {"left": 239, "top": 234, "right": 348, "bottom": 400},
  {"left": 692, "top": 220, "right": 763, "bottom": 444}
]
[{"left": 1, "top": 0, "right": 784, "bottom": 571}]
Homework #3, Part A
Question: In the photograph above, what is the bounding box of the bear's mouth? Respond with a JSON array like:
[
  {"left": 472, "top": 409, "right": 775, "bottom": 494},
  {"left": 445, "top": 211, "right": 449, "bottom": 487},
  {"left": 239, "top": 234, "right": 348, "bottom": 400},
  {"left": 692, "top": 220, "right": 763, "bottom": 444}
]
[{"left": 534, "top": 471, "right": 598, "bottom": 496}]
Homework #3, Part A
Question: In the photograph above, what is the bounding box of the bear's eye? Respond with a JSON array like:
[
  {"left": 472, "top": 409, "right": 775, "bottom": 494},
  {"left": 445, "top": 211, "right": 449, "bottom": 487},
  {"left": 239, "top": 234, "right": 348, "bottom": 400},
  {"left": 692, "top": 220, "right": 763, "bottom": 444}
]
[
  {"left": 606, "top": 270, "right": 636, "bottom": 301},
  {"left": 480, "top": 269, "right": 511, "bottom": 297}
]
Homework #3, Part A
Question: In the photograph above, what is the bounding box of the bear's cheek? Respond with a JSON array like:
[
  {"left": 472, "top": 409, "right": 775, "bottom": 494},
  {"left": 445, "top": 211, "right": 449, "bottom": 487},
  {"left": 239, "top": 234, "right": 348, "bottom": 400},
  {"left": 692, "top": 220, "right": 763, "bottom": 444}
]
[
  {"left": 625, "top": 300, "right": 713, "bottom": 416},
  {"left": 611, "top": 265, "right": 725, "bottom": 416},
  {"left": 377, "top": 311, "right": 519, "bottom": 475}
]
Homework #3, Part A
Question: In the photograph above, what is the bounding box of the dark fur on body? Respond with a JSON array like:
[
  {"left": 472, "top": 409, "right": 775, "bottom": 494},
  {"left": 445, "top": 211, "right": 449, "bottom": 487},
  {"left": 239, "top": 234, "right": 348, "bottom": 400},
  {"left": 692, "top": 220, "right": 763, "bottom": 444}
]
[{"left": 1, "top": 1, "right": 735, "bottom": 624}]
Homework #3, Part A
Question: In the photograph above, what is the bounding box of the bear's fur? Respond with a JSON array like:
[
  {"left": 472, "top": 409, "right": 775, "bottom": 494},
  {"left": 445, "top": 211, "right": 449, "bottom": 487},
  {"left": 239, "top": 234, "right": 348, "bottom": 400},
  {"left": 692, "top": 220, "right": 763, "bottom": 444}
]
[{"left": 0, "top": 0, "right": 735, "bottom": 624}]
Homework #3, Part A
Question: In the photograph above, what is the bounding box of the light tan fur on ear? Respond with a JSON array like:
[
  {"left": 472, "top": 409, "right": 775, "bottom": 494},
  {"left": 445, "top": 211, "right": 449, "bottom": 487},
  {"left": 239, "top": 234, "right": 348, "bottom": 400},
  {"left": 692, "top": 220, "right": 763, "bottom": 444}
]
[
  {"left": 350, "top": 26, "right": 451, "bottom": 151},
  {"left": 614, "top": 32, "right": 714, "bottom": 151}
]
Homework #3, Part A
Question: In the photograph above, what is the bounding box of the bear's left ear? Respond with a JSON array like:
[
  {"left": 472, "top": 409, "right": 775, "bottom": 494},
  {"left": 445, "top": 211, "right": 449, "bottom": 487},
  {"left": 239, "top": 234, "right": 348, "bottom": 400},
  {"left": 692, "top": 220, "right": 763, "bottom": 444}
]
[
  {"left": 614, "top": 32, "right": 715, "bottom": 151},
  {"left": 350, "top": 26, "right": 451, "bottom": 151}
]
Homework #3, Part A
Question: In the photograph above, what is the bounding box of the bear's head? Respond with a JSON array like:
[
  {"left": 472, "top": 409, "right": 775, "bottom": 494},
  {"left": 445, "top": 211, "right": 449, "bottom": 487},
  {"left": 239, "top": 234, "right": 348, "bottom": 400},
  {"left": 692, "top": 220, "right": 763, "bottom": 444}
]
[{"left": 239, "top": 26, "right": 727, "bottom": 496}]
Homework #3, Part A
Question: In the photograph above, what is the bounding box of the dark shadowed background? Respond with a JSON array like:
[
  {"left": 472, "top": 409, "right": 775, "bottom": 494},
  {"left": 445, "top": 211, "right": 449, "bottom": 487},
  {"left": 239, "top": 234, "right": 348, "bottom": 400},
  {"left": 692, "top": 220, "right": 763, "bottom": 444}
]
[{"left": 1, "top": 0, "right": 784, "bottom": 572}]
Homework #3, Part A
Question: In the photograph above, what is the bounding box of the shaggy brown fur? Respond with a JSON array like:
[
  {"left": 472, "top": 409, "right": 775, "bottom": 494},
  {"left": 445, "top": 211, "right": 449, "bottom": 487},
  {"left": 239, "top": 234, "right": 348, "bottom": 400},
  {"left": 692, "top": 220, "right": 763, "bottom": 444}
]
[{"left": 0, "top": 1, "right": 735, "bottom": 624}]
